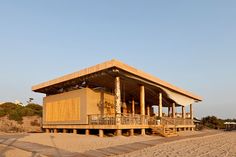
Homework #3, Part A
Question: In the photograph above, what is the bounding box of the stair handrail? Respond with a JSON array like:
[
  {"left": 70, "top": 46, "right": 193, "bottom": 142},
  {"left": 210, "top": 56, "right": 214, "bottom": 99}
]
[{"left": 161, "top": 117, "right": 177, "bottom": 132}]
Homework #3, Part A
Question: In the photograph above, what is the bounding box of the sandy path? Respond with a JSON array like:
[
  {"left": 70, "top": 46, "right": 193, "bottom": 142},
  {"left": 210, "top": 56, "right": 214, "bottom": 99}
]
[
  {"left": 115, "top": 131, "right": 236, "bottom": 157},
  {"left": 18, "top": 133, "right": 163, "bottom": 153}
]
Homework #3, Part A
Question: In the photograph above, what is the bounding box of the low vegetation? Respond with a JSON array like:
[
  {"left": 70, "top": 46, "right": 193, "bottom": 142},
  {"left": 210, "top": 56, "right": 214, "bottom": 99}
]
[
  {"left": 0, "top": 102, "right": 42, "bottom": 122},
  {"left": 200, "top": 116, "right": 236, "bottom": 130}
]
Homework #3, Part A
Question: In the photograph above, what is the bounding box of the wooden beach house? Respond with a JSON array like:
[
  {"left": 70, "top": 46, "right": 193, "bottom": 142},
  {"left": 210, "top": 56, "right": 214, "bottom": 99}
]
[{"left": 32, "top": 59, "right": 202, "bottom": 137}]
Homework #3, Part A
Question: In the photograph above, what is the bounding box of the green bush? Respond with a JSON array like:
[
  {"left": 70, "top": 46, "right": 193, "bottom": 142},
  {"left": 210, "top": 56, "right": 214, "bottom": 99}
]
[
  {"left": 26, "top": 103, "right": 43, "bottom": 116},
  {"left": 8, "top": 110, "right": 23, "bottom": 122},
  {"left": 0, "top": 102, "right": 42, "bottom": 122},
  {"left": 0, "top": 110, "right": 6, "bottom": 117},
  {"left": 18, "top": 107, "right": 35, "bottom": 117}
]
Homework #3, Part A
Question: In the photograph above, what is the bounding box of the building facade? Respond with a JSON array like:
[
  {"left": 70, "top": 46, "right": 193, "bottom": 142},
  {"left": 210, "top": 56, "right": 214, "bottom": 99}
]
[{"left": 32, "top": 59, "right": 202, "bottom": 137}]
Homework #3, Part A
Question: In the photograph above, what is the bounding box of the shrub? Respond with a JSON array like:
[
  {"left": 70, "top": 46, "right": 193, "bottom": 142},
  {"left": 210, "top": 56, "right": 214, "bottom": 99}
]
[
  {"left": 8, "top": 110, "right": 23, "bottom": 122},
  {"left": 26, "top": 104, "right": 43, "bottom": 116},
  {"left": 0, "top": 110, "right": 6, "bottom": 117}
]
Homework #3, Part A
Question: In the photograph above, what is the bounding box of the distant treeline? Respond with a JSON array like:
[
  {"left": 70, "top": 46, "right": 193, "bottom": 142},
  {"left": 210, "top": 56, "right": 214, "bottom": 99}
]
[
  {"left": 0, "top": 102, "right": 42, "bottom": 122},
  {"left": 200, "top": 116, "right": 236, "bottom": 129}
]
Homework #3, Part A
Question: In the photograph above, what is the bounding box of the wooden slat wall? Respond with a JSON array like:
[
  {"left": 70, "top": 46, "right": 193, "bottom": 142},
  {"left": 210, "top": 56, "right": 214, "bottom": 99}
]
[{"left": 45, "top": 98, "right": 80, "bottom": 122}]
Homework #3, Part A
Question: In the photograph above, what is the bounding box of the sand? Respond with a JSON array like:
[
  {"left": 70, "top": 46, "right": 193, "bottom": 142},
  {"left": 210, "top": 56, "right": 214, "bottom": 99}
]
[
  {"left": 0, "top": 130, "right": 235, "bottom": 157},
  {"left": 18, "top": 133, "right": 163, "bottom": 153},
  {"left": 115, "top": 131, "right": 236, "bottom": 157}
]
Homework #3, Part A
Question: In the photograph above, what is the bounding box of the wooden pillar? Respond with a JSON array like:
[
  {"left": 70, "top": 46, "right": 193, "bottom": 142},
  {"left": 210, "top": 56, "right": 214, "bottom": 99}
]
[
  {"left": 141, "top": 129, "right": 145, "bottom": 136},
  {"left": 99, "top": 129, "right": 104, "bottom": 137},
  {"left": 158, "top": 93, "right": 162, "bottom": 117},
  {"left": 168, "top": 107, "right": 171, "bottom": 117},
  {"left": 117, "top": 129, "right": 122, "bottom": 136},
  {"left": 140, "top": 85, "right": 145, "bottom": 116},
  {"left": 73, "top": 129, "right": 77, "bottom": 134},
  {"left": 190, "top": 104, "right": 193, "bottom": 120},
  {"left": 63, "top": 129, "right": 67, "bottom": 133},
  {"left": 130, "top": 129, "right": 134, "bottom": 136},
  {"left": 140, "top": 85, "right": 145, "bottom": 136},
  {"left": 172, "top": 103, "right": 176, "bottom": 118},
  {"left": 54, "top": 129, "right": 57, "bottom": 133},
  {"left": 182, "top": 106, "right": 186, "bottom": 119},
  {"left": 115, "top": 76, "right": 121, "bottom": 125},
  {"left": 132, "top": 97, "right": 135, "bottom": 116},
  {"left": 45, "top": 128, "right": 50, "bottom": 133},
  {"left": 147, "top": 105, "right": 150, "bottom": 116},
  {"left": 85, "top": 129, "right": 90, "bottom": 135}
]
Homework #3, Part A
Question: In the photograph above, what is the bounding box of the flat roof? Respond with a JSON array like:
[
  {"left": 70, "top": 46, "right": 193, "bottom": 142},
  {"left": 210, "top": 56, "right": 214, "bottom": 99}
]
[{"left": 32, "top": 59, "right": 202, "bottom": 101}]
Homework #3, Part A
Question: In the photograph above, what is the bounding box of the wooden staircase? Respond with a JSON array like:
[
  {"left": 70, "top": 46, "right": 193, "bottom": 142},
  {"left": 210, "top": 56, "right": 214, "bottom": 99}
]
[{"left": 151, "top": 125, "right": 178, "bottom": 137}]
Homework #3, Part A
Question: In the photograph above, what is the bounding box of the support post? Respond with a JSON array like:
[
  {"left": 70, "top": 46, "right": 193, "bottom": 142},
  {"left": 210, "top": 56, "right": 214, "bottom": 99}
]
[
  {"left": 63, "top": 129, "right": 67, "bottom": 133},
  {"left": 140, "top": 85, "right": 145, "bottom": 116},
  {"left": 147, "top": 105, "right": 150, "bottom": 116},
  {"left": 182, "top": 106, "right": 186, "bottom": 119},
  {"left": 54, "top": 129, "right": 57, "bottom": 133},
  {"left": 130, "top": 129, "right": 134, "bottom": 136},
  {"left": 158, "top": 93, "right": 162, "bottom": 117},
  {"left": 132, "top": 97, "right": 135, "bottom": 116},
  {"left": 116, "top": 129, "right": 122, "bottom": 136},
  {"left": 141, "top": 129, "right": 145, "bottom": 136},
  {"left": 168, "top": 107, "right": 171, "bottom": 117},
  {"left": 172, "top": 103, "right": 176, "bottom": 118},
  {"left": 190, "top": 104, "right": 193, "bottom": 120},
  {"left": 73, "top": 129, "right": 77, "bottom": 134},
  {"left": 115, "top": 76, "right": 121, "bottom": 125},
  {"left": 46, "top": 128, "right": 50, "bottom": 133},
  {"left": 85, "top": 129, "right": 90, "bottom": 135},
  {"left": 140, "top": 85, "right": 145, "bottom": 135},
  {"left": 99, "top": 129, "right": 104, "bottom": 137}
]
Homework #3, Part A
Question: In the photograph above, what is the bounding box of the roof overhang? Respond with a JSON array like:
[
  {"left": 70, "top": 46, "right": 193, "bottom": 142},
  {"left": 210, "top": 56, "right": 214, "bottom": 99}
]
[{"left": 32, "top": 59, "right": 202, "bottom": 103}]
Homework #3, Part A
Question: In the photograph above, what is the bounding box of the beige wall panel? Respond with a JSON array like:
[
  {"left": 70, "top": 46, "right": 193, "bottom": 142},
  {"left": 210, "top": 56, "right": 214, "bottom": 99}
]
[
  {"left": 86, "top": 88, "right": 115, "bottom": 115},
  {"left": 43, "top": 88, "right": 86, "bottom": 124}
]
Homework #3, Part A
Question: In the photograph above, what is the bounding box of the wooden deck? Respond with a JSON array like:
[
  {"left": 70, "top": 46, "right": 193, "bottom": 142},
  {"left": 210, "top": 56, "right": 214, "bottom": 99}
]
[{"left": 43, "top": 114, "right": 195, "bottom": 137}]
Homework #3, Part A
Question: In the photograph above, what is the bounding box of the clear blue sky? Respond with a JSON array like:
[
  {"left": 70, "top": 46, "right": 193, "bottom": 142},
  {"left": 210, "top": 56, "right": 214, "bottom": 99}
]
[{"left": 0, "top": 1, "right": 235, "bottom": 119}]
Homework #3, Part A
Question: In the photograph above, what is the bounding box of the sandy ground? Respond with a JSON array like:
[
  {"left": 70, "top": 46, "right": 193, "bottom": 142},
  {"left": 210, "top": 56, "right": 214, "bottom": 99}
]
[
  {"left": 18, "top": 133, "right": 163, "bottom": 153},
  {"left": 16, "top": 131, "right": 204, "bottom": 153},
  {"left": 116, "top": 131, "right": 236, "bottom": 157},
  {"left": 0, "top": 144, "right": 47, "bottom": 157},
  {"left": 0, "top": 130, "right": 235, "bottom": 157}
]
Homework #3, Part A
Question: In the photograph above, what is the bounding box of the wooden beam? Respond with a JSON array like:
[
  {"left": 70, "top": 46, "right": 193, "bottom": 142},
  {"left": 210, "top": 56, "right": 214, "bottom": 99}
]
[
  {"left": 158, "top": 93, "right": 162, "bottom": 117},
  {"left": 140, "top": 85, "right": 145, "bottom": 116}
]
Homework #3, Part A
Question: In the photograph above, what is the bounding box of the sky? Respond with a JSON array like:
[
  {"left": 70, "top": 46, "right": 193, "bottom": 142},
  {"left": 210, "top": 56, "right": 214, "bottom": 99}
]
[{"left": 0, "top": 1, "right": 235, "bottom": 119}]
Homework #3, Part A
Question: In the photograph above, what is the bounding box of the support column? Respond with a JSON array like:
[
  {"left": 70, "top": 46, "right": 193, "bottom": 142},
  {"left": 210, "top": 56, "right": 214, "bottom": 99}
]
[
  {"left": 147, "top": 105, "right": 150, "bottom": 116},
  {"left": 140, "top": 85, "right": 145, "bottom": 116},
  {"left": 158, "top": 93, "right": 162, "bottom": 117},
  {"left": 172, "top": 103, "right": 176, "bottom": 118},
  {"left": 63, "top": 129, "right": 67, "bottom": 133},
  {"left": 115, "top": 76, "right": 121, "bottom": 125},
  {"left": 132, "top": 97, "right": 135, "bottom": 116},
  {"left": 99, "top": 129, "right": 104, "bottom": 137},
  {"left": 168, "top": 107, "right": 171, "bottom": 117},
  {"left": 141, "top": 129, "right": 145, "bottom": 136},
  {"left": 140, "top": 85, "right": 145, "bottom": 136},
  {"left": 116, "top": 129, "right": 122, "bottom": 136},
  {"left": 182, "top": 106, "right": 186, "bottom": 119},
  {"left": 85, "top": 129, "right": 90, "bottom": 135},
  {"left": 46, "top": 128, "right": 50, "bottom": 133},
  {"left": 190, "top": 104, "right": 193, "bottom": 120},
  {"left": 73, "top": 129, "right": 77, "bottom": 134},
  {"left": 130, "top": 129, "right": 134, "bottom": 136},
  {"left": 54, "top": 129, "right": 57, "bottom": 133}
]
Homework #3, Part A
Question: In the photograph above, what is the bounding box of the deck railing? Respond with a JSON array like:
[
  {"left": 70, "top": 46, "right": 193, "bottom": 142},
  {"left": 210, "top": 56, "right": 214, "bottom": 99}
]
[
  {"left": 88, "top": 114, "right": 193, "bottom": 126},
  {"left": 162, "top": 117, "right": 194, "bottom": 125},
  {"left": 88, "top": 114, "right": 150, "bottom": 125}
]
